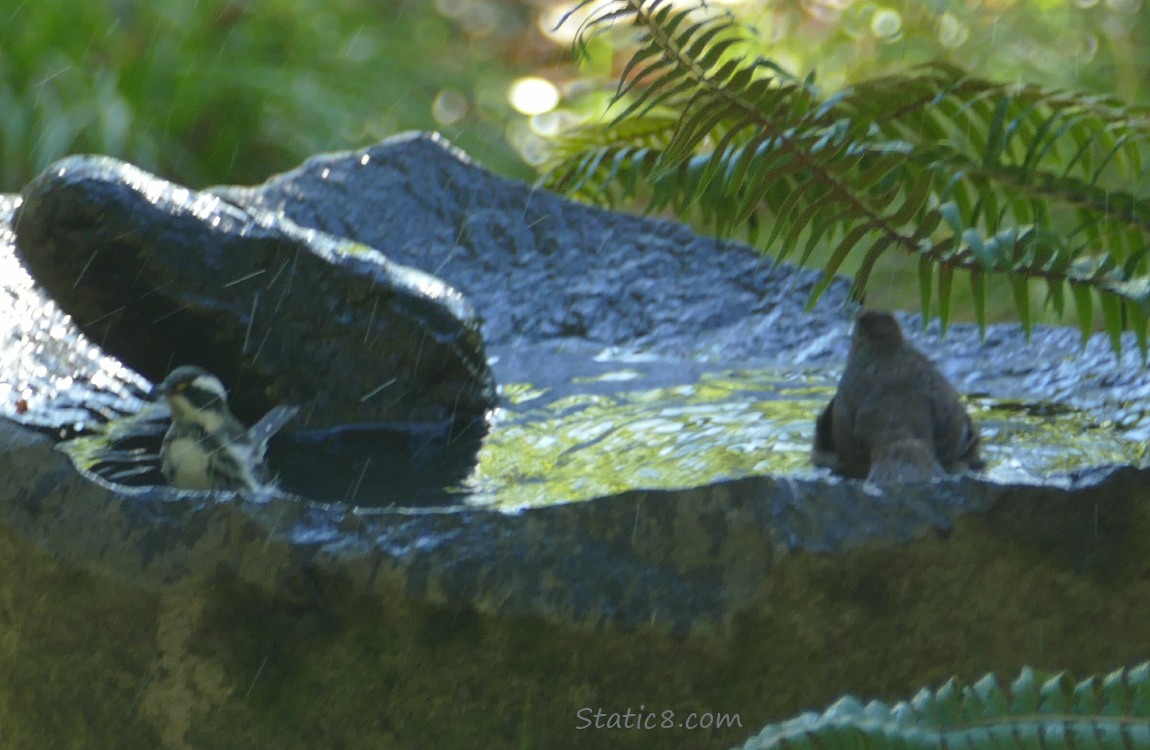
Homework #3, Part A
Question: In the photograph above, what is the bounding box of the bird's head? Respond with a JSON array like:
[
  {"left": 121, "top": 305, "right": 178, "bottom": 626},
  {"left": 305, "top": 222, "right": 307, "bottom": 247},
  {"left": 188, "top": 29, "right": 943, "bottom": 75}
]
[
  {"left": 851, "top": 310, "right": 905, "bottom": 355},
  {"left": 153, "top": 365, "right": 230, "bottom": 420}
]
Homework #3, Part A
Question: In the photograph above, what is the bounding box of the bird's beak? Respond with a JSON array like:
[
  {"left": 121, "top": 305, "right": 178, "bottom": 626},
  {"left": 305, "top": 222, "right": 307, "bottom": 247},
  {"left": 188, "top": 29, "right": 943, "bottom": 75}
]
[{"left": 150, "top": 381, "right": 169, "bottom": 400}]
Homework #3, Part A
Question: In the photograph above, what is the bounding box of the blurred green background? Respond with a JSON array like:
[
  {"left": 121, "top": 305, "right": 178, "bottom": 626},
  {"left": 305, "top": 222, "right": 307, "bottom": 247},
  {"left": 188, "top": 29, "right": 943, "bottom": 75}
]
[
  {"left": 4, "top": 0, "right": 1146, "bottom": 193},
  {"left": 3, "top": 0, "right": 1147, "bottom": 322}
]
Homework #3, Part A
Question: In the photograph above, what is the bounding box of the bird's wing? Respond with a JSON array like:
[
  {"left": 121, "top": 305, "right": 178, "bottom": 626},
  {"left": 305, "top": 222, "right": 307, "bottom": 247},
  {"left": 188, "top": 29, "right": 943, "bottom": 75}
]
[
  {"left": 951, "top": 412, "right": 985, "bottom": 470},
  {"left": 810, "top": 396, "right": 840, "bottom": 471},
  {"left": 923, "top": 371, "right": 983, "bottom": 471}
]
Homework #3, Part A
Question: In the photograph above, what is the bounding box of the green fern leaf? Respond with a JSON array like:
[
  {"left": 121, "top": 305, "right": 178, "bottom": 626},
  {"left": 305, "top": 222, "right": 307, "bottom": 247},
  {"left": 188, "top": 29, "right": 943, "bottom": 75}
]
[
  {"left": 969, "top": 268, "right": 987, "bottom": 335},
  {"left": 937, "top": 264, "right": 954, "bottom": 332},
  {"left": 739, "top": 663, "right": 1150, "bottom": 750},
  {"left": 1071, "top": 282, "right": 1095, "bottom": 343},
  {"left": 1100, "top": 292, "right": 1124, "bottom": 352},
  {"left": 545, "top": 0, "right": 1150, "bottom": 353},
  {"left": 918, "top": 254, "right": 933, "bottom": 324},
  {"left": 1010, "top": 275, "right": 1032, "bottom": 336}
]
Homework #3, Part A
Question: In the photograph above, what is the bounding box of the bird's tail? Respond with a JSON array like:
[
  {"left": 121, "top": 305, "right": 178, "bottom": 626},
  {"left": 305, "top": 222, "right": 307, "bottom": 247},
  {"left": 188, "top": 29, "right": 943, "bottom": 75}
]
[
  {"left": 867, "top": 438, "right": 945, "bottom": 483},
  {"left": 248, "top": 404, "right": 300, "bottom": 452}
]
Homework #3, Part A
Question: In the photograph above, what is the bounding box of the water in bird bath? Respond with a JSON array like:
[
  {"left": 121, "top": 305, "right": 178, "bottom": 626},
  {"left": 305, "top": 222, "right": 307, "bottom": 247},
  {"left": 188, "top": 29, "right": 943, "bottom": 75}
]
[
  {"left": 466, "top": 343, "right": 823, "bottom": 510},
  {"left": 461, "top": 342, "right": 1144, "bottom": 510},
  {"left": 12, "top": 322, "right": 1149, "bottom": 511}
]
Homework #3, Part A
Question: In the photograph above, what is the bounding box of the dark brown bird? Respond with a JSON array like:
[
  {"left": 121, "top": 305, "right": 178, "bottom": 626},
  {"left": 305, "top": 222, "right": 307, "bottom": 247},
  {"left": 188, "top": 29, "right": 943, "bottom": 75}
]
[{"left": 812, "top": 310, "right": 983, "bottom": 483}]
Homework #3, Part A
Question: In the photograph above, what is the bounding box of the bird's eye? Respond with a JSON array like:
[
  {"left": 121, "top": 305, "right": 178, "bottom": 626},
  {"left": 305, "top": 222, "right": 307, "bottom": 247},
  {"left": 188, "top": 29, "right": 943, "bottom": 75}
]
[{"left": 176, "top": 382, "right": 188, "bottom": 393}]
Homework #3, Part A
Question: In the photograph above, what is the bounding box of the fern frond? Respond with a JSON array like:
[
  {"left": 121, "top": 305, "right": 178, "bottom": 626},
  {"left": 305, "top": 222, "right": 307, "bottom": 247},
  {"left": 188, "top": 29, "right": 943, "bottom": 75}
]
[
  {"left": 740, "top": 663, "right": 1150, "bottom": 750},
  {"left": 543, "top": 0, "right": 1150, "bottom": 351}
]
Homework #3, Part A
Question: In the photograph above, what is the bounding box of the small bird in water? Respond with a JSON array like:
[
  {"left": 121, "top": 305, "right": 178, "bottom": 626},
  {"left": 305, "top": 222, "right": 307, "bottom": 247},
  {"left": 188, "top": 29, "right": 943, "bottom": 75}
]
[
  {"left": 154, "top": 365, "right": 293, "bottom": 491},
  {"left": 812, "top": 310, "right": 983, "bottom": 483}
]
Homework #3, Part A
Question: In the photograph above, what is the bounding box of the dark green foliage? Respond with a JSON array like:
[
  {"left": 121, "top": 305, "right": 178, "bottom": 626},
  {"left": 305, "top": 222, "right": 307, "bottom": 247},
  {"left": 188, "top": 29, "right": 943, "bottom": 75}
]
[
  {"left": 544, "top": 0, "right": 1150, "bottom": 352},
  {"left": 740, "top": 662, "right": 1150, "bottom": 749},
  {"left": 0, "top": 0, "right": 534, "bottom": 190}
]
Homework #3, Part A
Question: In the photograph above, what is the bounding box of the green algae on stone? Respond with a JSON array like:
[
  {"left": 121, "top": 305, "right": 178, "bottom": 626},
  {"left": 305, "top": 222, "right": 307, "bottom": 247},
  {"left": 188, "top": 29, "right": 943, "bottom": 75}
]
[
  {"left": 180, "top": 570, "right": 755, "bottom": 750},
  {"left": 0, "top": 530, "right": 162, "bottom": 749}
]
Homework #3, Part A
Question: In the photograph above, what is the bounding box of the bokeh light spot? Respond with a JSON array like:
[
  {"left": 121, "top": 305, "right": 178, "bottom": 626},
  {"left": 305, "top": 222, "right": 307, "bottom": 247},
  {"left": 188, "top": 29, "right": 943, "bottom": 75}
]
[
  {"left": 508, "top": 77, "right": 560, "bottom": 115},
  {"left": 871, "top": 8, "right": 903, "bottom": 40},
  {"left": 937, "top": 12, "right": 969, "bottom": 49},
  {"left": 432, "top": 88, "right": 469, "bottom": 125}
]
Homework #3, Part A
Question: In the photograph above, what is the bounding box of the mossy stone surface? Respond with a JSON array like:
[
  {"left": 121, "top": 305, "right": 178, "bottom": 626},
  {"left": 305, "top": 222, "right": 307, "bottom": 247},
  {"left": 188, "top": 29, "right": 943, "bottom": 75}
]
[{"left": 1, "top": 470, "right": 1147, "bottom": 749}]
